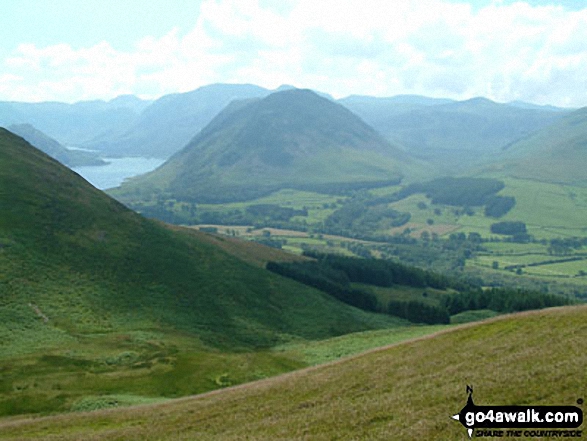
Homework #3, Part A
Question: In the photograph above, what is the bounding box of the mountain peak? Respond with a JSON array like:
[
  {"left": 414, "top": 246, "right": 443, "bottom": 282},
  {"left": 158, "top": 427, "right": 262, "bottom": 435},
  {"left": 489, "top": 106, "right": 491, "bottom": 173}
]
[
  {"left": 274, "top": 84, "right": 298, "bottom": 92},
  {"left": 116, "top": 88, "right": 413, "bottom": 203}
]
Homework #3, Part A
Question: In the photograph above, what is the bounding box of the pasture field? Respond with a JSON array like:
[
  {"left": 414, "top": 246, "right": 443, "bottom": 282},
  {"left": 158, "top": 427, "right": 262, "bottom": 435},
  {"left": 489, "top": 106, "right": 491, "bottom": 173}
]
[
  {"left": 522, "top": 259, "right": 587, "bottom": 277},
  {"left": 0, "top": 317, "right": 447, "bottom": 418},
  {"left": 481, "top": 241, "right": 550, "bottom": 254},
  {"left": 496, "top": 178, "right": 587, "bottom": 238},
  {"left": 472, "top": 253, "right": 586, "bottom": 268},
  {"left": 383, "top": 178, "right": 587, "bottom": 240}
]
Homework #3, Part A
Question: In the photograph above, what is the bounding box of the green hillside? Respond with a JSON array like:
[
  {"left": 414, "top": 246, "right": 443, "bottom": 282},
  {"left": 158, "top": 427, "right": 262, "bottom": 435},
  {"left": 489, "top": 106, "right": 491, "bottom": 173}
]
[
  {"left": 7, "top": 124, "right": 106, "bottom": 167},
  {"left": 485, "top": 106, "right": 587, "bottom": 185},
  {"left": 0, "top": 128, "right": 400, "bottom": 415},
  {"left": 2, "top": 305, "right": 584, "bottom": 440},
  {"left": 113, "top": 89, "right": 419, "bottom": 204}
]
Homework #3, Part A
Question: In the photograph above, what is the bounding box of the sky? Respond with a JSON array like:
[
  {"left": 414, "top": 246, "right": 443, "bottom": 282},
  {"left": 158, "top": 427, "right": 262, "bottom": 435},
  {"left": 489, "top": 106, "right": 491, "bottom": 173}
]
[{"left": 1, "top": 0, "right": 587, "bottom": 107}]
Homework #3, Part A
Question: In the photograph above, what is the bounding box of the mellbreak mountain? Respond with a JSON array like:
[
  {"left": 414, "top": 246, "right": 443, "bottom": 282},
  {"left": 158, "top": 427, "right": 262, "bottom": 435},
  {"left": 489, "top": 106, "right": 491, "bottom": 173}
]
[
  {"left": 484, "top": 106, "right": 587, "bottom": 185},
  {"left": 114, "top": 88, "right": 418, "bottom": 204},
  {"left": 7, "top": 123, "right": 106, "bottom": 167},
  {"left": 0, "top": 128, "right": 398, "bottom": 415}
]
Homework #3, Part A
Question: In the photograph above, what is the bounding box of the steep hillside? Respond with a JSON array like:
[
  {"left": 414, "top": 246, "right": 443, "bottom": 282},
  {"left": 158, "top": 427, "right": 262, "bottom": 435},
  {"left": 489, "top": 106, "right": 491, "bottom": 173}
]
[
  {"left": 2, "top": 305, "right": 584, "bottom": 440},
  {"left": 85, "top": 83, "right": 271, "bottom": 158},
  {"left": 0, "top": 128, "right": 399, "bottom": 414},
  {"left": 341, "top": 96, "right": 569, "bottom": 171},
  {"left": 115, "top": 89, "right": 418, "bottom": 204},
  {"left": 485, "top": 106, "right": 587, "bottom": 185},
  {"left": 7, "top": 124, "right": 106, "bottom": 167}
]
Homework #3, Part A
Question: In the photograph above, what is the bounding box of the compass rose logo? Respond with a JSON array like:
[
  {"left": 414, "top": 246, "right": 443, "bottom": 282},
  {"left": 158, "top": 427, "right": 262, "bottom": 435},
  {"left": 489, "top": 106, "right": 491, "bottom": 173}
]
[
  {"left": 451, "top": 385, "right": 583, "bottom": 439},
  {"left": 451, "top": 385, "right": 476, "bottom": 438}
]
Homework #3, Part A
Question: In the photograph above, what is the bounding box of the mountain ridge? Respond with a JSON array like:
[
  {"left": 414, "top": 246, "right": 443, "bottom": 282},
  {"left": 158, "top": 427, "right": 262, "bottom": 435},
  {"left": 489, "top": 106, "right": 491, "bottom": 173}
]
[
  {"left": 7, "top": 123, "right": 106, "bottom": 167},
  {"left": 0, "top": 126, "right": 401, "bottom": 414},
  {"left": 339, "top": 94, "right": 571, "bottom": 173}
]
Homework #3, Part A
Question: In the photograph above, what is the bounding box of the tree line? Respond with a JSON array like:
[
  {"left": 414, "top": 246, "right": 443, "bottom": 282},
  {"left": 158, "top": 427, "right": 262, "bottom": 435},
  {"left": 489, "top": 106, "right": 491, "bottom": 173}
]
[
  {"left": 266, "top": 254, "right": 459, "bottom": 324},
  {"left": 267, "top": 253, "right": 576, "bottom": 325},
  {"left": 443, "top": 287, "right": 574, "bottom": 315}
]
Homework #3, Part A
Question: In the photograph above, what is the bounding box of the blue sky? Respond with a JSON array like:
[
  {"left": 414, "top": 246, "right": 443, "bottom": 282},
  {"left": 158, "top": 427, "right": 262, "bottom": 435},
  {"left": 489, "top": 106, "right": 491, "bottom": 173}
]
[
  {"left": 0, "top": 1, "right": 202, "bottom": 53},
  {"left": 2, "top": 0, "right": 586, "bottom": 107}
]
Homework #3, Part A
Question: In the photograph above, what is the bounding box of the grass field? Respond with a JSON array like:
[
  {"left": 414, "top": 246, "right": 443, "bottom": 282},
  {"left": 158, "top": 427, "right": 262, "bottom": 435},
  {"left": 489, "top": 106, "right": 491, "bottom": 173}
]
[
  {"left": 273, "top": 324, "right": 449, "bottom": 365},
  {"left": 498, "top": 178, "right": 587, "bottom": 239},
  {"left": 1, "top": 305, "right": 584, "bottom": 440}
]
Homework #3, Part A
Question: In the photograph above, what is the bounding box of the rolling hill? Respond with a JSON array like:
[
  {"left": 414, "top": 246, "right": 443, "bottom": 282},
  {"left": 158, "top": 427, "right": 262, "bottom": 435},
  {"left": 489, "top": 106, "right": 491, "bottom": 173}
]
[
  {"left": 114, "top": 88, "right": 419, "bottom": 204},
  {"left": 7, "top": 124, "right": 106, "bottom": 167},
  {"left": 484, "top": 106, "right": 587, "bottom": 185},
  {"left": 0, "top": 128, "right": 399, "bottom": 415},
  {"left": 2, "top": 305, "right": 584, "bottom": 440}
]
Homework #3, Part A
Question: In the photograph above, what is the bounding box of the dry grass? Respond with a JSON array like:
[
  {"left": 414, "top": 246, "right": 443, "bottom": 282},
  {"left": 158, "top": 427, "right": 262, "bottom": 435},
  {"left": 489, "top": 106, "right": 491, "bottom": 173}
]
[{"left": 2, "top": 305, "right": 585, "bottom": 440}]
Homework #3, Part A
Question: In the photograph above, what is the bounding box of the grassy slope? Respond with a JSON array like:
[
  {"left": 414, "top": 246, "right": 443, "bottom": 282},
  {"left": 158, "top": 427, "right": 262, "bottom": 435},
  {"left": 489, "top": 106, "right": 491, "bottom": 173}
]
[
  {"left": 0, "top": 128, "right": 402, "bottom": 415},
  {"left": 2, "top": 305, "right": 585, "bottom": 440},
  {"left": 165, "top": 225, "right": 310, "bottom": 268},
  {"left": 483, "top": 107, "right": 587, "bottom": 185}
]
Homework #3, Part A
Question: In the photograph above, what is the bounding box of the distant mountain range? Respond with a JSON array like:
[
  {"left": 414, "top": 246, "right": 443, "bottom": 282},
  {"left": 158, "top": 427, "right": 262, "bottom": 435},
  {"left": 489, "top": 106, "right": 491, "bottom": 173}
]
[
  {"left": 340, "top": 95, "right": 570, "bottom": 171},
  {"left": 0, "top": 95, "right": 151, "bottom": 147},
  {"left": 114, "top": 89, "right": 418, "bottom": 203},
  {"left": 2, "top": 82, "right": 584, "bottom": 192},
  {"left": 1, "top": 84, "right": 573, "bottom": 163}
]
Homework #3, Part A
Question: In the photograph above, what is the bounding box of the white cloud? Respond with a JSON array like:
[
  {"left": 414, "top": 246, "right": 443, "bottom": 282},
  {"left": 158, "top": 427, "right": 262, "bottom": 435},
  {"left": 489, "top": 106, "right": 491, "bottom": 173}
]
[{"left": 1, "top": 0, "right": 587, "bottom": 107}]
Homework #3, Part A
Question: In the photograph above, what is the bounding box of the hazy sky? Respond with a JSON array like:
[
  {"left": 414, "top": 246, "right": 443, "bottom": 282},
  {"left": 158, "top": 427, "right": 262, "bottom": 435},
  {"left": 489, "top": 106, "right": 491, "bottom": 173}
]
[{"left": 2, "top": 0, "right": 586, "bottom": 107}]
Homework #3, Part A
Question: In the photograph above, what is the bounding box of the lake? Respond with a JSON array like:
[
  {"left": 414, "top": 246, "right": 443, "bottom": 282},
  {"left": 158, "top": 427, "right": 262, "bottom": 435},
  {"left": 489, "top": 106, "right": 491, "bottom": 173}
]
[{"left": 73, "top": 157, "right": 166, "bottom": 190}]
